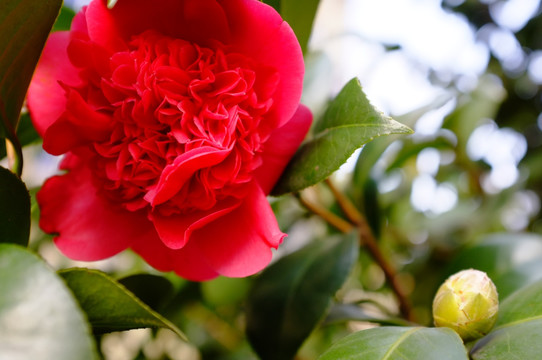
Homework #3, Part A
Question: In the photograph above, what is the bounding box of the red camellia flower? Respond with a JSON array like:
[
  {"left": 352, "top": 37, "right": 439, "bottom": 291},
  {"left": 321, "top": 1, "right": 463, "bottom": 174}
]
[{"left": 28, "top": 0, "right": 311, "bottom": 280}]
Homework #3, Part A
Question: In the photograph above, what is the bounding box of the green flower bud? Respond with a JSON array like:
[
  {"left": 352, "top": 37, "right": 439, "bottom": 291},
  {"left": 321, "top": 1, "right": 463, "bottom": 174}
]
[{"left": 432, "top": 269, "right": 499, "bottom": 341}]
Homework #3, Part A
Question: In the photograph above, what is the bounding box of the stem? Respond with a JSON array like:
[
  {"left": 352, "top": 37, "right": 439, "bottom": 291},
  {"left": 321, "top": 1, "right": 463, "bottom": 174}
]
[
  {"left": 324, "top": 178, "right": 362, "bottom": 225},
  {"left": 296, "top": 193, "right": 354, "bottom": 234},
  {"left": 303, "top": 179, "right": 415, "bottom": 322},
  {"left": 357, "top": 215, "right": 415, "bottom": 322}
]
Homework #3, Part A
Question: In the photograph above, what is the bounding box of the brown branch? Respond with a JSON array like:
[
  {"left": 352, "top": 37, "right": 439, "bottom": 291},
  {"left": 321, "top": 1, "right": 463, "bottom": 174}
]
[
  {"left": 321, "top": 179, "right": 416, "bottom": 322},
  {"left": 296, "top": 193, "right": 354, "bottom": 234},
  {"left": 357, "top": 216, "right": 415, "bottom": 322},
  {"left": 324, "top": 178, "right": 363, "bottom": 225}
]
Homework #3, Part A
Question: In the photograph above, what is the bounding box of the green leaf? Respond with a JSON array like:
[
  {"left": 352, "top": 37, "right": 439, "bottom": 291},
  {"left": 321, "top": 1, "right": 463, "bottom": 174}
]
[
  {"left": 0, "top": 0, "right": 62, "bottom": 137},
  {"left": 52, "top": 6, "right": 75, "bottom": 32},
  {"left": 0, "top": 113, "right": 41, "bottom": 160},
  {"left": 259, "top": 1, "right": 319, "bottom": 53},
  {"left": 470, "top": 319, "right": 542, "bottom": 360},
  {"left": 272, "top": 78, "right": 413, "bottom": 195},
  {"left": 118, "top": 273, "right": 175, "bottom": 312},
  {"left": 446, "top": 232, "right": 542, "bottom": 299},
  {"left": 59, "top": 268, "right": 187, "bottom": 340},
  {"left": 281, "top": 0, "right": 320, "bottom": 54},
  {"left": 246, "top": 234, "right": 359, "bottom": 360},
  {"left": 471, "top": 281, "right": 542, "bottom": 358},
  {"left": 0, "top": 244, "right": 97, "bottom": 360},
  {"left": 324, "top": 304, "right": 411, "bottom": 327},
  {"left": 0, "top": 166, "right": 30, "bottom": 246},
  {"left": 261, "top": 0, "right": 281, "bottom": 13},
  {"left": 495, "top": 278, "right": 542, "bottom": 327},
  {"left": 318, "top": 327, "right": 468, "bottom": 360}
]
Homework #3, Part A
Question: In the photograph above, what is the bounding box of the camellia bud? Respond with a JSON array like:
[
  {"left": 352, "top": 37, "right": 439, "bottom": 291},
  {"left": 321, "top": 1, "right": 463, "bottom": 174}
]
[{"left": 432, "top": 269, "right": 499, "bottom": 341}]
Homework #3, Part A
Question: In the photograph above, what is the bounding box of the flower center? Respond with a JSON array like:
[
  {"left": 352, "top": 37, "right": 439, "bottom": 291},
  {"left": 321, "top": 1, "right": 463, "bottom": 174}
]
[{"left": 70, "top": 30, "right": 278, "bottom": 213}]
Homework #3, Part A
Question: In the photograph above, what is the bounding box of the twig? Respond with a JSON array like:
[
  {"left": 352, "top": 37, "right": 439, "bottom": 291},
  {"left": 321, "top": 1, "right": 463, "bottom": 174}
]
[
  {"left": 304, "top": 179, "right": 415, "bottom": 322},
  {"left": 324, "top": 178, "right": 362, "bottom": 225},
  {"left": 357, "top": 216, "right": 415, "bottom": 322},
  {"left": 295, "top": 193, "right": 354, "bottom": 234}
]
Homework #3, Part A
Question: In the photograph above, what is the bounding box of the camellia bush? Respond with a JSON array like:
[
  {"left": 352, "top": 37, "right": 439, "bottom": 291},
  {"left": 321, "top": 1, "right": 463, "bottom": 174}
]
[{"left": 2, "top": 0, "right": 542, "bottom": 359}]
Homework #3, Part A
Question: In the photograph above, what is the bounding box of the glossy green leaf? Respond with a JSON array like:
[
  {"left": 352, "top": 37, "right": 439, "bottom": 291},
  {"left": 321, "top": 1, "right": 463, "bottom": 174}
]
[
  {"left": 272, "top": 78, "right": 412, "bottom": 195},
  {"left": 495, "top": 278, "right": 542, "bottom": 327},
  {"left": 59, "top": 268, "right": 187, "bottom": 340},
  {"left": 118, "top": 273, "right": 175, "bottom": 312},
  {"left": 0, "top": 166, "right": 30, "bottom": 245},
  {"left": 0, "top": 244, "right": 97, "bottom": 360},
  {"left": 0, "top": 0, "right": 61, "bottom": 137},
  {"left": 353, "top": 94, "right": 452, "bottom": 192},
  {"left": 470, "top": 319, "right": 542, "bottom": 360},
  {"left": 246, "top": 234, "right": 359, "bottom": 360},
  {"left": 446, "top": 232, "right": 542, "bottom": 299},
  {"left": 470, "top": 262, "right": 542, "bottom": 358},
  {"left": 318, "top": 327, "right": 468, "bottom": 360}
]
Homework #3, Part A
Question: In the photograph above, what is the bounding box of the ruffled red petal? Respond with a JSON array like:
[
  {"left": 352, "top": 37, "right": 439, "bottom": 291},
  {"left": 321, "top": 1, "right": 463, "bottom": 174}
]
[
  {"left": 131, "top": 235, "right": 220, "bottom": 281},
  {"left": 42, "top": 90, "right": 113, "bottom": 155},
  {"left": 149, "top": 198, "right": 239, "bottom": 249},
  {"left": 38, "top": 154, "right": 156, "bottom": 261},
  {"left": 145, "top": 146, "right": 232, "bottom": 206},
  {"left": 189, "top": 184, "right": 285, "bottom": 277},
  {"left": 218, "top": 0, "right": 304, "bottom": 128}
]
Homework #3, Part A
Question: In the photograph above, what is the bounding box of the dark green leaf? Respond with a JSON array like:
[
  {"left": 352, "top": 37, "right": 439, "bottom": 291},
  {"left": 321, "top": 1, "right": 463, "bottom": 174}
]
[
  {"left": 13, "top": 113, "right": 40, "bottom": 148},
  {"left": 446, "top": 233, "right": 542, "bottom": 299},
  {"left": 0, "top": 0, "right": 62, "bottom": 136},
  {"left": 259, "top": 0, "right": 319, "bottom": 53},
  {"left": 261, "top": 0, "right": 281, "bottom": 12},
  {"left": 324, "top": 304, "right": 411, "bottom": 327},
  {"left": 470, "top": 319, "right": 542, "bottom": 360},
  {"left": 52, "top": 6, "right": 75, "bottom": 32},
  {"left": 0, "top": 166, "right": 30, "bottom": 246},
  {"left": 272, "top": 78, "right": 412, "bottom": 195},
  {"left": 118, "top": 273, "right": 175, "bottom": 312},
  {"left": 281, "top": 0, "right": 321, "bottom": 54},
  {"left": 0, "top": 113, "right": 41, "bottom": 160},
  {"left": 318, "top": 327, "right": 468, "bottom": 360},
  {"left": 59, "top": 268, "right": 187, "bottom": 340},
  {"left": 246, "top": 234, "right": 359, "bottom": 360},
  {"left": 0, "top": 244, "right": 97, "bottom": 360}
]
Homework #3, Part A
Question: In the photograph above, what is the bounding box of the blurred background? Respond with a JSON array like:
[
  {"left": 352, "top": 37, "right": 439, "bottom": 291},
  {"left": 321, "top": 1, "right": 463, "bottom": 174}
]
[{"left": 13, "top": 0, "right": 542, "bottom": 359}]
